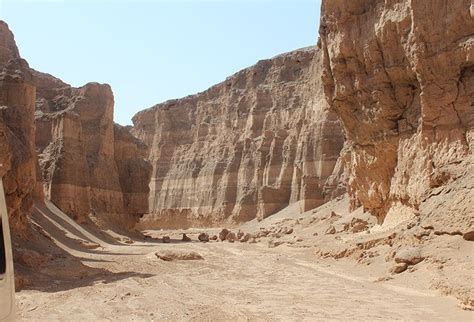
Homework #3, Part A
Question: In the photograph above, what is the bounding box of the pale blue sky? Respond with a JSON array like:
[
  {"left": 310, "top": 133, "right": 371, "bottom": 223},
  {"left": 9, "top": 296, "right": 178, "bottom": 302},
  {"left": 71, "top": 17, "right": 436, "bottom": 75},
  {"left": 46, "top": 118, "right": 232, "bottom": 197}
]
[{"left": 0, "top": 0, "right": 321, "bottom": 125}]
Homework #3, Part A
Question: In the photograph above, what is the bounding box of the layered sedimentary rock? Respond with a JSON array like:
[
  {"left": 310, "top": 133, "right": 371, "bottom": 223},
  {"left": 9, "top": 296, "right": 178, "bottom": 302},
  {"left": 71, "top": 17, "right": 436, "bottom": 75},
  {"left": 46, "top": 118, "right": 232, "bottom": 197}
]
[
  {"left": 114, "top": 124, "right": 152, "bottom": 218},
  {"left": 133, "top": 47, "right": 344, "bottom": 228},
  {"left": 35, "top": 80, "right": 152, "bottom": 226},
  {"left": 320, "top": 0, "right": 474, "bottom": 228},
  {"left": 0, "top": 22, "right": 37, "bottom": 233},
  {"left": 0, "top": 20, "right": 151, "bottom": 230}
]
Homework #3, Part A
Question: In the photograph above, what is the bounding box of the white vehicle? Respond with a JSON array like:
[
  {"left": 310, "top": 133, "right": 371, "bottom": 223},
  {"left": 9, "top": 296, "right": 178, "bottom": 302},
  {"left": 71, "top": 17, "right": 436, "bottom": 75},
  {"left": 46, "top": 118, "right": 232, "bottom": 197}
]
[{"left": 0, "top": 178, "right": 16, "bottom": 321}]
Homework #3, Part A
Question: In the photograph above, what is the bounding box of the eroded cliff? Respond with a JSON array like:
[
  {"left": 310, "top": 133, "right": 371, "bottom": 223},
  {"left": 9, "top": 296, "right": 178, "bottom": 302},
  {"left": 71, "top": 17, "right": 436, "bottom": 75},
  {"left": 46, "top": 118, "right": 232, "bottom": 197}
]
[
  {"left": 320, "top": 0, "right": 474, "bottom": 232},
  {"left": 35, "top": 79, "right": 152, "bottom": 227},
  {"left": 0, "top": 22, "right": 37, "bottom": 234},
  {"left": 133, "top": 47, "right": 345, "bottom": 228},
  {"left": 0, "top": 20, "right": 152, "bottom": 230}
]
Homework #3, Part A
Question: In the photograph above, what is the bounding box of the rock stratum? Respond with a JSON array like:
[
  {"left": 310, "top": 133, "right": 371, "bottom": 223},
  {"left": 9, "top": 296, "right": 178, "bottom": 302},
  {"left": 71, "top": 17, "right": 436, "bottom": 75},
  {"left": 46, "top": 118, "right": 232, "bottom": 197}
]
[
  {"left": 132, "top": 47, "right": 344, "bottom": 228},
  {"left": 0, "top": 21, "right": 151, "bottom": 232},
  {"left": 320, "top": 0, "right": 473, "bottom": 233},
  {"left": 0, "top": 33, "right": 37, "bottom": 233},
  {"left": 0, "top": 0, "right": 472, "bottom": 305},
  {"left": 35, "top": 79, "right": 151, "bottom": 227}
]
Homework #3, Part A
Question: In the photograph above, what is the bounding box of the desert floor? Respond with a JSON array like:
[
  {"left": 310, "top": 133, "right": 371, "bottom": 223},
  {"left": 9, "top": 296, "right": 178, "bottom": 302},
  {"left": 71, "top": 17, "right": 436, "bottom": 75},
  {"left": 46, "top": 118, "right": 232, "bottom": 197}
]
[{"left": 17, "top": 235, "right": 472, "bottom": 320}]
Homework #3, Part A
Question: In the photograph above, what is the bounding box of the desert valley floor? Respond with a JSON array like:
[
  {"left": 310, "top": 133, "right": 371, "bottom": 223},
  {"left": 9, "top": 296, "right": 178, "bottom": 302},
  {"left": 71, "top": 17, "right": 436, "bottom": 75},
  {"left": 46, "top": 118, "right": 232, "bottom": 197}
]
[{"left": 15, "top": 200, "right": 473, "bottom": 321}]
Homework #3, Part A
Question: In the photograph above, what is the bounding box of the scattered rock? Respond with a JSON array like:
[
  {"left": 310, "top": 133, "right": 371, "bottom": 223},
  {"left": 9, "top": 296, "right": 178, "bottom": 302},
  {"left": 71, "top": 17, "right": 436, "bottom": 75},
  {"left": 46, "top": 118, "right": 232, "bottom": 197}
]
[
  {"left": 240, "top": 233, "right": 252, "bottom": 242},
  {"left": 162, "top": 236, "right": 171, "bottom": 243},
  {"left": 219, "top": 229, "right": 230, "bottom": 241},
  {"left": 226, "top": 232, "right": 236, "bottom": 243},
  {"left": 392, "top": 262, "right": 408, "bottom": 274},
  {"left": 210, "top": 235, "right": 218, "bottom": 241},
  {"left": 237, "top": 230, "right": 244, "bottom": 240},
  {"left": 325, "top": 225, "right": 336, "bottom": 235},
  {"left": 255, "top": 228, "right": 270, "bottom": 238},
  {"left": 285, "top": 228, "right": 293, "bottom": 235},
  {"left": 198, "top": 233, "right": 210, "bottom": 242},
  {"left": 350, "top": 218, "right": 368, "bottom": 233},
  {"left": 182, "top": 233, "right": 192, "bottom": 242},
  {"left": 394, "top": 247, "right": 424, "bottom": 265},
  {"left": 462, "top": 231, "right": 474, "bottom": 241},
  {"left": 328, "top": 211, "right": 341, "bottom": 221},
  {"left": 155, "top": 250, "right": 204, "bottom": 261}
]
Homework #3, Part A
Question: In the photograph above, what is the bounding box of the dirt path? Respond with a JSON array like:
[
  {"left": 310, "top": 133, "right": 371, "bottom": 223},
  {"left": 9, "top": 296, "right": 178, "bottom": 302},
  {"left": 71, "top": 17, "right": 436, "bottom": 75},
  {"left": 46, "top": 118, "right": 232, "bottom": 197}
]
[{"left": 17, "top": 237, "right": 472, "bottom": 321}]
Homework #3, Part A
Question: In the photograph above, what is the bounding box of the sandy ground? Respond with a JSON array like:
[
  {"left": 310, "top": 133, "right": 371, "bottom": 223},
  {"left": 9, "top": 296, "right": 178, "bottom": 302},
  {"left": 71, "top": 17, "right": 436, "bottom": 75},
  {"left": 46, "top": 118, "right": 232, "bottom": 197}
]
[
  {"left": 14, "top": 200, "right": 474, "bottom": 321},
  {"left": 17, "top": 240, "right": 473, "bottom": 321}
]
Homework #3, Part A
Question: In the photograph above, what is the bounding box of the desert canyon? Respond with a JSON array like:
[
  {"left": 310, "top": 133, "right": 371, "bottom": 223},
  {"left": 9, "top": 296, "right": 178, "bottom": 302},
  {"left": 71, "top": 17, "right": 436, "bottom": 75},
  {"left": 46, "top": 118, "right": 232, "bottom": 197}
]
[{"left": 0, "top": 0, "right": 473, "bottom": 320}]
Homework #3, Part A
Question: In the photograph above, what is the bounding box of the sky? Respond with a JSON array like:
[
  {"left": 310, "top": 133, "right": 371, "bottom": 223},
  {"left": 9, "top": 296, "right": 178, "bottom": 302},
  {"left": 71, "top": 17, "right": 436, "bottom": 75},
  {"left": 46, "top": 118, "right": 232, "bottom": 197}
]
[{"left": 0, "top": 0, "right": 321, "bottom": 125}]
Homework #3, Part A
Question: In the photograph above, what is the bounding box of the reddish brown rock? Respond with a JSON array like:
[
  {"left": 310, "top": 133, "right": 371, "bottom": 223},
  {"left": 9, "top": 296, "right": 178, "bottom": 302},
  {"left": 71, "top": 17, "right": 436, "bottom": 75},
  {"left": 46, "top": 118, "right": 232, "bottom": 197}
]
[
  {"left": 181, "top": 233, "right": 191, "bottom": 242},
  {"left": 0, "top": 21, "right": 38, "bottom": 233},
  {"left": 0, "top": 58, "right": 37, "bottom": 233},
  {"left": 219, "top": 228, "right": 230, "bottom": 241},
  {"left": 198, "top": 233, "right": 210, "bottom": 242}
]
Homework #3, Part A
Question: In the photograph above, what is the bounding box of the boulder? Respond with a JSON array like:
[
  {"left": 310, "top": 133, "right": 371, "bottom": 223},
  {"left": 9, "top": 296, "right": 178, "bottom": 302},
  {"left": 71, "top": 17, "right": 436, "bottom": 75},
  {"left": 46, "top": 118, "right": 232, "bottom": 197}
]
[
  {"left": 198, "top": 233, "right": 210, "bottom": 242},
  {"left": 325, "top": 225, "right": 336, "bottom": 235},
  {"left": 182, "top": 233, "right": 191, "bottom": 242},
  {"left": 226, "top": 232, "right": 236, "bottom": 243},
  {"left": 394, "top": 247, "right": 424, "bottom": 265},
  {"left": 240, "top": 233, "right": 252, "bottom": 243},
  {"left": 219, "top": 228, "right": 230, "bottom": 241}
]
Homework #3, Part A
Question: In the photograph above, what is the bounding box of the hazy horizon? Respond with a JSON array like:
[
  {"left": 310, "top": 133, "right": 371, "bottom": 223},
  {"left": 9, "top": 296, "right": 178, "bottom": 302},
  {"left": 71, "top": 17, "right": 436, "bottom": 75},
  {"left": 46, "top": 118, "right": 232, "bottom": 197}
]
[{"left": 0, "top": 0, "right": 321, "bottom": 125}]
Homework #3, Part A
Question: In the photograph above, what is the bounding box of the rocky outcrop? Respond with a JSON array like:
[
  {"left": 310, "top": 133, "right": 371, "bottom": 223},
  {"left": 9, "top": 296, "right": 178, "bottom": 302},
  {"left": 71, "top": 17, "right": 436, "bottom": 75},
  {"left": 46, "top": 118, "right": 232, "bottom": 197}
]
[
  {"left": 320, "top": 0, "right": 474, "bottom": 229},
  {"left": 0, "top": 20, "right": 152, "bottom": 231},
  {"left": 133, "top": 47, "right": 345, "bottom": 228},
  {"left": 0, "top": 23, "right": 37, "bottom": 234},
  {"left": 0, "top": 21, "right": 19, "bottom": 66},
  {"left": 114, "top": 124, "right": 152, "bottom": 219},
  {"left": 35, "top": 80, "right": 152, "bottom": 226}
]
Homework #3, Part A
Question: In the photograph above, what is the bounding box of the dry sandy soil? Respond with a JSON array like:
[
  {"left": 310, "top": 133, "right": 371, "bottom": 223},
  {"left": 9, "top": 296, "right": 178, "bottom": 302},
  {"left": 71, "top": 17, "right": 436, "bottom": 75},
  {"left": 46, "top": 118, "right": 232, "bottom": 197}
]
[
  {"left": 16, "top": 242, "right": 472, "bottom": 321},
  {"left": 15, "top": 200, "right": 473, "bottom": 321}
]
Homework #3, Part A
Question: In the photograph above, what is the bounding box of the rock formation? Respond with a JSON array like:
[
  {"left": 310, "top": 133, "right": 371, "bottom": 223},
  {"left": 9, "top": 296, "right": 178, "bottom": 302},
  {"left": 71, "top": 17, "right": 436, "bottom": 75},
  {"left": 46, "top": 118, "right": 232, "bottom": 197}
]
[
  {"left": 35, "top": 78, "right": 152, "bottom": 227},
  {"left": 133, "top": 47, "right": 345, "bottom": 228},
  {"left": 0, "top": 20, "right": 152, "bottom": 230},
  {"left": 114, "top": 124, "right": 152, "bottom": 219},
  {"left": 0, "top": 22, "right": 37, "bottom": 233},
  {"left": 320, "top": 0, "right": 474, "bottom": 231}
]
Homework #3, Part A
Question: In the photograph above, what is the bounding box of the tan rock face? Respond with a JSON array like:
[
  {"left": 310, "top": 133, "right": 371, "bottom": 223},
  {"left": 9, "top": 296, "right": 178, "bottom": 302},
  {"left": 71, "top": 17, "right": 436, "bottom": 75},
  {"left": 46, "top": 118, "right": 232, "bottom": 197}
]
[
  {"left": 35, "top": 80, "right": 152, "bottom": 226},
  {"left": 133, "top": 47, "right": 345, "bottom": 228},
  {"left": 320, "top": 0, "right": 474, "bottom": 225},
  {"left": 0, "top": 21, "right": 19, "bottom": 66},
  {"left": 0, "top": 20, "right": 152, "bottom": 231},
  {"left": 114, "top": 124, "right": 152, "bottom": 218},
  {"left": 0, "top": 22, "right": 37, "bottom": 234}
]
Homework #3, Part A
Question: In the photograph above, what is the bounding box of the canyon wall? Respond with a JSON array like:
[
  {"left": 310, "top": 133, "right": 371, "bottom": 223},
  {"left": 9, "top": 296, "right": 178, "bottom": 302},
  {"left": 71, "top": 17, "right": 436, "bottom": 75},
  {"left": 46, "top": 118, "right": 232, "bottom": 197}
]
[
  {"left": 133, "top": 47, "right": 345, "bottom": 228},
  {"left": 0, "top": 22, "right": 37, "bottom": 234},
  {"left": 320, "top": 0, "right": 473, "bottom": 229},
  {"left": 35, "top": 78, "right": 152, "bottom": 227},
  {"left": 0, "top": 20, "right": 151, "bottom": 230}
]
